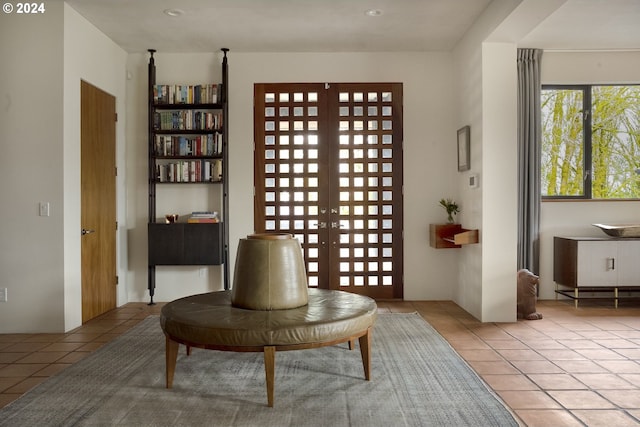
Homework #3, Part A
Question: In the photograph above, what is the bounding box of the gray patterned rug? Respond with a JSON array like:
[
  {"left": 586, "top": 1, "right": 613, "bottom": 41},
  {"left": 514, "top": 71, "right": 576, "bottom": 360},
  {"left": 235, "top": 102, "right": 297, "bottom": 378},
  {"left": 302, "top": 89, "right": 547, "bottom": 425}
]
[{"left": 0, "top": 313, "right": 518, "bottom": 427}]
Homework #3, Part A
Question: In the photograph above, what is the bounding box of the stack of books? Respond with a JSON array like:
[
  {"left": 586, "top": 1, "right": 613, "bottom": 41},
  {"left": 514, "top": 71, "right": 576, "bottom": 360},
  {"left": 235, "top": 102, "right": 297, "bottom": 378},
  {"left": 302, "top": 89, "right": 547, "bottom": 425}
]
[{"left": 188, "top": 211, "right": 219, "bottom": 223}]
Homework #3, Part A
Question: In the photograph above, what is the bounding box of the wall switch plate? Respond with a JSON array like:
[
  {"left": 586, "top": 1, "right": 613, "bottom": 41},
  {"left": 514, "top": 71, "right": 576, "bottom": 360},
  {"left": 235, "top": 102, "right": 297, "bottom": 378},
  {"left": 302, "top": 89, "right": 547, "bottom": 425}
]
[
  {"left": 0, "top": 288, "right": 7, "bottom": 302},
  {"left": 468, "top": 173, "right": 479, "bottom": 189},
  {"left": 39, "top": 202, "right": 50, "bottom": 217}
]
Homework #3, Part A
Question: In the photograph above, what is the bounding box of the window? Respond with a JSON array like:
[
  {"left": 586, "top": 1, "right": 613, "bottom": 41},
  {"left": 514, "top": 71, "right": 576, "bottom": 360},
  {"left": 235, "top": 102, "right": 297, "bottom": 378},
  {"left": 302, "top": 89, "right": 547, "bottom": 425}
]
[{"left": 541, "top": 85, "right": 640, "bottom": 199}]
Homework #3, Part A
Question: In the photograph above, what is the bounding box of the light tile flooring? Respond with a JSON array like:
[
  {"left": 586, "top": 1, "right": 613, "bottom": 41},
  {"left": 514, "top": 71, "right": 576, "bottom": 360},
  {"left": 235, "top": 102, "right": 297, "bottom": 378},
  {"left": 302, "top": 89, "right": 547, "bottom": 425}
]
[{"left": 1, "top": 299, "right": 640, "bottom": 426}]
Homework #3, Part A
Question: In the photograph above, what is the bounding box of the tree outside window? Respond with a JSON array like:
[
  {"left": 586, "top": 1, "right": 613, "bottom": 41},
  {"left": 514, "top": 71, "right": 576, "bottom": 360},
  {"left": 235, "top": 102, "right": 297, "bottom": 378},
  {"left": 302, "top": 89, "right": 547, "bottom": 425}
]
[{"left": 541, "top": 85, "right": 640, "bottom": 199}]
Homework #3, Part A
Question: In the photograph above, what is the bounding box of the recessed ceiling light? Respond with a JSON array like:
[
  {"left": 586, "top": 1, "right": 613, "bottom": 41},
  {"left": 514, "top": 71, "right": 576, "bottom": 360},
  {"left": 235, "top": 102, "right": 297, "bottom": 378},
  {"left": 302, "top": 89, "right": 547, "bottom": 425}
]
[
  {"left": 365, "top": 9, "right": 383, "bottom": 17},
  {"left": 163, "top": 8, "right": 184, "bottom": 17}
]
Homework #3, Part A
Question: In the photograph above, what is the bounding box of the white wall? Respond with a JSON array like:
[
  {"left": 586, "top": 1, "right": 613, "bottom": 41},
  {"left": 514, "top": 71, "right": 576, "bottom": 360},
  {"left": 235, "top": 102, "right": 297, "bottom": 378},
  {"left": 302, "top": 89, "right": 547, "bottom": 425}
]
[
  {"left": 124, "top": 51, "right": 462, "bottom": 303},
  {"left": 232, "top": 52, "right": 460, "bottom": 301},
  {"left": 448, "top": 0, "right": 600, "bottom": 321},
  {"left": 480, "top": 43, "right": 518, "bottom": 321},
  {"left": 452, "top": 0, "right": 523, "bottom": 321},
  {"left": 0, "top": 4, "right": 127, "bottom": 333},
  {"left": 452, "top": 16, "right": 485, "bottom": 319},
  {"left": 63, "top": 4, "right": 128, "bottom": 329},
  {"left": 538, "top": 51, "right": 640, "bottom": 300},
  {"left": 0, "top": 3, "right": 65, "bottom": 332}
]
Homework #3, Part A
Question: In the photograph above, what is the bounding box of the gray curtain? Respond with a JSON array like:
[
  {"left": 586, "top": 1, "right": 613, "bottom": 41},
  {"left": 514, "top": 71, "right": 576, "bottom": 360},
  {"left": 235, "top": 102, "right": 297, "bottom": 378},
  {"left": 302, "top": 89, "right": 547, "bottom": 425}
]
[{"left": 517, "top": 48, "right": 543, "bottom": 273}]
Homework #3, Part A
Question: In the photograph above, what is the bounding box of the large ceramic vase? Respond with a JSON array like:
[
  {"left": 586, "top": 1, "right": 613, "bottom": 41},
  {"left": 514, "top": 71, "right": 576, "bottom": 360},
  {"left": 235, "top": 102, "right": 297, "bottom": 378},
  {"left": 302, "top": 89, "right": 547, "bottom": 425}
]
[{"left": 231, "top": 233, "right": 309, "bottom": 310}]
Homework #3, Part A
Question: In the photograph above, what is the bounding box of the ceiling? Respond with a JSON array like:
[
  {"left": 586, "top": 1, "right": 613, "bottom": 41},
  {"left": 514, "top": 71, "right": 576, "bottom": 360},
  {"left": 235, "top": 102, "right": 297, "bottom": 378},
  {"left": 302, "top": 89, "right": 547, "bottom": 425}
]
[
  {"left": 65, "top": 0, "right": 640, "bottom": 54},
  {"left": 519, "top": 0, "right": 640, "bottom": 51}
]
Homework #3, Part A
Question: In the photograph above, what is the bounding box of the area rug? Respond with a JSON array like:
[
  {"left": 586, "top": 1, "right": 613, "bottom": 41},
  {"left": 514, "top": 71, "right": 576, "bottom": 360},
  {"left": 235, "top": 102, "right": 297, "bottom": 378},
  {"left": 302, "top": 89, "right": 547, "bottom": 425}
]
[{"left": 0, "top": 313, "right": 518, "bottom": 427}]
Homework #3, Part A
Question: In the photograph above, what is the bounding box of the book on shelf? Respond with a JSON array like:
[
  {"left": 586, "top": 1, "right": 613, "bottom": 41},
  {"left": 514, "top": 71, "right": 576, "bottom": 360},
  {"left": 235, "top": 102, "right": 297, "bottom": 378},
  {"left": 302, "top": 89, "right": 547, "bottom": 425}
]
[
  {"left": 155, "top": 159, "right": 222, "bottom": 183},
  {"left": 187, "top": 217, "right": 219, "bottom": 223},
  {"left": 211, "top": 159, "right": 223, "bottom": 182},
  {"left": 191, "top": 211, "right": 218, "bottom": 217},
  {"left": 188, "top": 211, "right": 219, "bottom": 223},
  {"left": 154, "top": 134, "right": 222, "bottom": 157},
  {"left": 153, "top": 84, "right": 218, "bottom": 104},
  {"left": 202, "top": 159, "right": 223, "bottom": 182},
  {"left": 153, "top": 111, "right": 222, "bottom": 131}
]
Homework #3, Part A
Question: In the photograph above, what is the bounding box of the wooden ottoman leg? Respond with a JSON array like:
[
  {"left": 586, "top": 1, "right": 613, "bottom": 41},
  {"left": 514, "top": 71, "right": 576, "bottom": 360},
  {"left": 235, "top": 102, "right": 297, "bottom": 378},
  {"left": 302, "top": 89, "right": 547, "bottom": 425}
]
[
  {"left": 358, "top": 328, "right": 372, "bottom": 380},
  {"left": 264, "top": 346, "right": 276, "bottom": 407},
  {"left": 166, "top": 336, "right": 179, "bottom": 388}
]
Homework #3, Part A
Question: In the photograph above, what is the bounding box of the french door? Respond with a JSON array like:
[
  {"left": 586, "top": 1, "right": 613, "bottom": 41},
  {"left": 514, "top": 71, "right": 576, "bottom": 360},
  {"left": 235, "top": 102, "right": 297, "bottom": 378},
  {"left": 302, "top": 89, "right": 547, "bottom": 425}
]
[{"left": 254, "top": 83, "right": 403, "bottom": 299}]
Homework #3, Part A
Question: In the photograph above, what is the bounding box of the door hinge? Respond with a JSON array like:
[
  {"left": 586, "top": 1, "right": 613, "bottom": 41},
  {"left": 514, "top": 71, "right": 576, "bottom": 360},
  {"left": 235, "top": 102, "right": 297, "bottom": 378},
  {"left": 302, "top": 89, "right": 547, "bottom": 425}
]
[
  {"left": 115, "top": 221, "right": 118, "bottom": 230},
  {"left": 115, "top": 166, "right": 118, "bottom": 176},
  {"left": 115, "top": 113, "right": 118, "bottom": 122},
  {"left": 116, "top": 275, "right": 119, "bottom": 285}
]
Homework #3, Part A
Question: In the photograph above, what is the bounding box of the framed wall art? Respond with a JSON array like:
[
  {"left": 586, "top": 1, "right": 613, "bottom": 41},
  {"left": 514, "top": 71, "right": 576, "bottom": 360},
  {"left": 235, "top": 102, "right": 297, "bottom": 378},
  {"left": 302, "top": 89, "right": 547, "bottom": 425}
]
[{"left": 457, "top": 125, "right": 470, "bottom": 172}]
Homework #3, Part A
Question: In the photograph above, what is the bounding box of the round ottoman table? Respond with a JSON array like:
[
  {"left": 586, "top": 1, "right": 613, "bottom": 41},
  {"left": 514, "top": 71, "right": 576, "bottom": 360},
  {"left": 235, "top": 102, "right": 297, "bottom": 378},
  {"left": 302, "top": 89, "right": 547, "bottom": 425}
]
[{"left": 160, "top": 288, "right": 377, "bottom": 407}]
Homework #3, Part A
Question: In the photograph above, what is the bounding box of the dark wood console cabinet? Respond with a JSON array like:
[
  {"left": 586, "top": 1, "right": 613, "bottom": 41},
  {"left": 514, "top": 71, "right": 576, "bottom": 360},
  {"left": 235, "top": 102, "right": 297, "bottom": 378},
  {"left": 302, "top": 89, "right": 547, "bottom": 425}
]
[{"left": 148, "top": 223, "right": 222, "bottom": 265}]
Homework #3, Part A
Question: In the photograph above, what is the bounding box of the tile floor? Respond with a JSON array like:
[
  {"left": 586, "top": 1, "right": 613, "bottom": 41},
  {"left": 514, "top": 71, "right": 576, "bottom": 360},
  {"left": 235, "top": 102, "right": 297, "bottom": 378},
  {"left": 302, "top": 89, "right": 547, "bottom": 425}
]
[{"left": 1, "top": 298, "right": 640, "bottom": 426}]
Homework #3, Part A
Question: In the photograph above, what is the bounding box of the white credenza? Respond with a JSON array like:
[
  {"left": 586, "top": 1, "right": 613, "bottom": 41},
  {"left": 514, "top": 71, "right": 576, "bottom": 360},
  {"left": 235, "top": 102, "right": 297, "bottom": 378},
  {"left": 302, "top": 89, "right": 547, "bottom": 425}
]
[{"left": 553, "top": 236, "right": 640, "bottom": 307}]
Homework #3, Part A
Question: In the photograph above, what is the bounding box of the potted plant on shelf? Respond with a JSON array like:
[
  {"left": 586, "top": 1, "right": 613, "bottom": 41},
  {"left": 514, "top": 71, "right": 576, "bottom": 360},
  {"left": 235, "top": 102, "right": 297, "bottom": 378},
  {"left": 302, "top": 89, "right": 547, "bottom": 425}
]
[{"left": 439, "top": 198, "right": 459, "bottom": 224}]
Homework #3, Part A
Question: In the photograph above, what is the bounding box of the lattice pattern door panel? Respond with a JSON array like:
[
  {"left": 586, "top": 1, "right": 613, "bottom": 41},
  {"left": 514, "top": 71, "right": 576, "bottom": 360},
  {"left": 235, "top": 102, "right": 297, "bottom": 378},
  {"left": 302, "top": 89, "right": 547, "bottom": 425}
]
[
  {"left": 254, "top": 83, "right": 403, "bottom": 299},
  {"left": 254, "top": 84, "right": 330, "bottom": 289},
  {"left": 329, "top": 84, "right": 403, "bottom": 299}
]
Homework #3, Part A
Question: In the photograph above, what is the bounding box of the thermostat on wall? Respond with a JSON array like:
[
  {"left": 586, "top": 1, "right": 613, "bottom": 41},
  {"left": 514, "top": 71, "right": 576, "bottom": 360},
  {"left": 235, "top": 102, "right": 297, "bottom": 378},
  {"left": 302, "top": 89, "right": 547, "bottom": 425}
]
[{"left": 468, "top": 173, "right": 479, "bottom": 189}]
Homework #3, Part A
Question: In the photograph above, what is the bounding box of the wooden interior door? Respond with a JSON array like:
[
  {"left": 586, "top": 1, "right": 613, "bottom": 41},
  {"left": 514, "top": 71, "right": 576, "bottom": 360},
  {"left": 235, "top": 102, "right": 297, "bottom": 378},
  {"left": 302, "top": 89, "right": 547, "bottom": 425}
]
[
  {"left": 254, "top": 83, "right": 403, "bottom": 299},
  {"left": 81, "top": 80, "right": 117, "bottom": 322}
]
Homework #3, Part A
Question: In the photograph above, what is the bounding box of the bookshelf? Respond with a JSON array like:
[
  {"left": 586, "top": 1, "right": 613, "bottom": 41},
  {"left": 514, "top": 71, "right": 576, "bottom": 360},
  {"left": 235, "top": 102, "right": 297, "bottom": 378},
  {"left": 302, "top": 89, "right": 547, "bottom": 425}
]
[{"left": 147, "top": 49, "right": 230, "bottom": 304}]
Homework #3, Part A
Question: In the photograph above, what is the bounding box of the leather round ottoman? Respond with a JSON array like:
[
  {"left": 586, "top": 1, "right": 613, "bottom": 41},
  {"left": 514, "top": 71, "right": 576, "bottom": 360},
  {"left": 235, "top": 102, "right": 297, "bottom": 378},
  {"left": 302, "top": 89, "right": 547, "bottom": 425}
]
[
  {"left": 231, "top": 233, "right": 309, "bottom": 310},
  {"left": 160, "top": 288, "right": 377, "bottom": 407}
]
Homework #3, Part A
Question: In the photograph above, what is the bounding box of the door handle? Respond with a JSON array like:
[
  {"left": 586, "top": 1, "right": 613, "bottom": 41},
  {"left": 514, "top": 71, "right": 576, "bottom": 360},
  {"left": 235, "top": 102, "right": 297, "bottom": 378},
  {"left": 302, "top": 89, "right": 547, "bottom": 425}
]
[
  {"left": 312, "top": 222, "right": 327, "bottom": 229},
  {"left": 82, "top": 228, "right": 96, "bottom": 235}
]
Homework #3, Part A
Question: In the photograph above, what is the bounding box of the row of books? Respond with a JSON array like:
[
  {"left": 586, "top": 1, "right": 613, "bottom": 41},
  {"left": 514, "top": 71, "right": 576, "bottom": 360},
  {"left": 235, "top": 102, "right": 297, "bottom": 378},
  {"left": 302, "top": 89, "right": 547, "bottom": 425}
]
[
  {"left": 155, "top": 159, "right": 222, "bottom": 183},
  {"left": 154, "top": 134, "right": 222, "bottom": 157},
  {"left": 154, "top": 84, "right": 218, "bottom": 105},
  {"left": 188, "top": 211, "right": 219, "bottom": 223},
  {"left": 154, "top": 111, "right": 222, "bottom": 131}
]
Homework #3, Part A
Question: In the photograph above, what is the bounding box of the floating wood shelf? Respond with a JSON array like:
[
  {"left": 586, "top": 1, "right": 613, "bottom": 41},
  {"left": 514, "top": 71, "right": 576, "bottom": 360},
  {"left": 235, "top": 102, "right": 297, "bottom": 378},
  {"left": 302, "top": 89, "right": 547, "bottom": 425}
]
[{"left": 429, "top": 224, "right": 479, "bottom": 248}]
